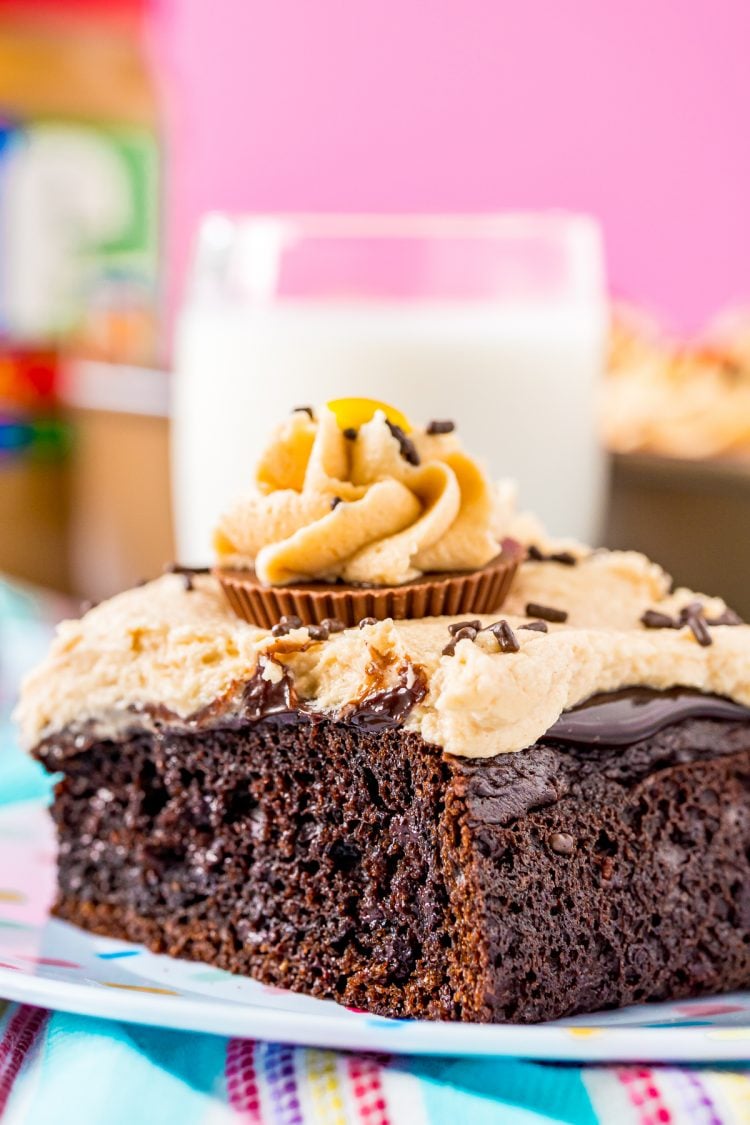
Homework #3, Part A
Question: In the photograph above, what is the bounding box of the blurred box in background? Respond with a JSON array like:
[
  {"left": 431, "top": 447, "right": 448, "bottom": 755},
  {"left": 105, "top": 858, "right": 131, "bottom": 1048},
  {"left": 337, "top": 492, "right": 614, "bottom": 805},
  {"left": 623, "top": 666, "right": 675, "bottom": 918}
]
[{"left": 0, "top": 0, "right": 169, "bottom": 597}]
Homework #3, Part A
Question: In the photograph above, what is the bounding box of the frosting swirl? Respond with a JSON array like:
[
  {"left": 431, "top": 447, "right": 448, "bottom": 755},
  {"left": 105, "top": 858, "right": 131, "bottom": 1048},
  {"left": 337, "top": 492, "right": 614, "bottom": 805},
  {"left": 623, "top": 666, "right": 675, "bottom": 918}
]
[{"left": 214, "top": 406, "right": 501, "bottom": 587}]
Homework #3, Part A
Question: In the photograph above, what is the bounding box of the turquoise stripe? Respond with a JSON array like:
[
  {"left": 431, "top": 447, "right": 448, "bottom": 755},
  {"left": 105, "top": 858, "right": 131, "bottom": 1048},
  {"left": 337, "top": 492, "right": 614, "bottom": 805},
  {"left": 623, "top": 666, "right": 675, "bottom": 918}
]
[
  {"left": 22, "top": 1012, "right": 228, "bottom": 1125},
  {"left": 404, "top": 1056, "right": 598, "bottom": 1125}
]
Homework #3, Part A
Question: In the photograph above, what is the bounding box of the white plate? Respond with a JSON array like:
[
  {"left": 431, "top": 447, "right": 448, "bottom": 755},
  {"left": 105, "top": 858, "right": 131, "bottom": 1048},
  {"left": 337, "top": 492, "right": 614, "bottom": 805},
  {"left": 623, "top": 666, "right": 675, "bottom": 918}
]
[{"left": 2, "top": 799, "right": 750, "bottom": 1061}]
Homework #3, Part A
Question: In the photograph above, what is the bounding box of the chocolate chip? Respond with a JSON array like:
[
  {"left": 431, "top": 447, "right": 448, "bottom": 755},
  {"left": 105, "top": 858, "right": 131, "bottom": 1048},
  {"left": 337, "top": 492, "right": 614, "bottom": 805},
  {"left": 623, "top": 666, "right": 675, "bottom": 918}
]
[
  {"left": 307, "top": 624, "right": 329, "bottom": 641},
  {"left": 549, "top": 832, "right": 575, "bottom": 856},
  {"left": 293, "top": 405, "right": 314, "bottom": 418},
  {"left": 448, "top": 619, "right": 482, "bottom": 635},
  {"left": 688, "top": 615, "right": 713, "bottom": 647},
  {"left": 343, "top": 427, "right": 358, "bottom": 440},
  {"left": 385, "top": 420, "right": 420, "bottom": 466},
  {"left": 524, "top": 602, "right": 568, "bottom": 624},
  {"left": 641, "top": 609, "right": 677, "bottom": 629},
  {"left": 330, "top": 496, "right": 343, "bottom": 510},
  {"left": 520, "top": 620, "right": 548, "bottom": 633},
  {"left": 271, "top": 623, "right": 289, "bottom": 637},
  {"left": 321, "top": 617, "right": 346, "bottom": 633},
  {"left": 451, "top": 626, "right": 478, "bottom": 642},
  {"left": 359, "top": 617, "right": 378, "bottom": 628},
  {"left": 706, "top": 608, "right": 744, "bottom": 626},
  {"left": 442, "top": 641, "right": 457, "bottom": 657},
  {"left": 485, "top": 620, "right": 520, "bottom": 653},
  {"left": 279, "top": 614, "right": 302, "bottom": 629},
  {"left": 426, "top": 420, "right": 455, "bottom": 435},
  {"left": 528, "top": 545, "right": 545, "bottom": 561}
]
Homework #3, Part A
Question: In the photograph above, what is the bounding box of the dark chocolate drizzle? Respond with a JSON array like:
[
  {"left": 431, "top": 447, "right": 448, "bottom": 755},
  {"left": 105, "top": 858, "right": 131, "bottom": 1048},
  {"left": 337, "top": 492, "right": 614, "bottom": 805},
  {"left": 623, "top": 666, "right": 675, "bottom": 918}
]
[
  {"left": 239, "top": 665, "right": 300, "bottom": 723},
  {"left": 544, "top": 687, "right": 750, "bottom": 746},
  {"left": 347, "top": 672, "right": 428, "bottom": 732}
]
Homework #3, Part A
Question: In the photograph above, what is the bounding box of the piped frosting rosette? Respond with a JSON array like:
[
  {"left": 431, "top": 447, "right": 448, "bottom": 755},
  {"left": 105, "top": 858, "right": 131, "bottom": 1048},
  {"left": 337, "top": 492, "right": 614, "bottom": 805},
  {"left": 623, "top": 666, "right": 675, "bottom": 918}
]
[{"left": 213, "top": 400, "right": 522, "bottom": 627}]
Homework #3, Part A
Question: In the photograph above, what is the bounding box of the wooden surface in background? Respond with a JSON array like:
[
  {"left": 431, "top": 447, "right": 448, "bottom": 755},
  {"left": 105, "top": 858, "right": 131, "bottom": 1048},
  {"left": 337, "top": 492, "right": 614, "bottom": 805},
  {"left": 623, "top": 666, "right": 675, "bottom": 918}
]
[{"left": 605, "top": 453, "right": 750, "bottom": 619}]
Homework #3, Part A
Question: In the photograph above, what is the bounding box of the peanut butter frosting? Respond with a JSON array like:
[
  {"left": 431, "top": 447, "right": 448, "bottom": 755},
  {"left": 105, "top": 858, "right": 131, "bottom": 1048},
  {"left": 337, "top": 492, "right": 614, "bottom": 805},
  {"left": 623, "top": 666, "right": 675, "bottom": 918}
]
[
  {"left": 214, "top": 405, "right": 500, "bottom": 586},
  {"left": 16, "top": 548, "right": 750, "bottom": 758}
]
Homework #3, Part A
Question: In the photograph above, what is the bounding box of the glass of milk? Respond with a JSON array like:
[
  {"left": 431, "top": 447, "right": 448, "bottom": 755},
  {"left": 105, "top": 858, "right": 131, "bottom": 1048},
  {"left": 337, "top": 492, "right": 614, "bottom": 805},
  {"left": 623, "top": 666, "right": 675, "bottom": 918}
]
[{"left": 173, "top": 213, "right": 607, "bottom": 562}]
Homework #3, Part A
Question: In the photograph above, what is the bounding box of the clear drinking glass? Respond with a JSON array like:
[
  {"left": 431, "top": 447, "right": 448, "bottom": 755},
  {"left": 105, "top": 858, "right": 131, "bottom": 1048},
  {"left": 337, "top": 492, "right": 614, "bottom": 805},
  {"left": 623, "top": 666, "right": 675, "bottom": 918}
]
[{"left": 172, "top": 213, "right": 607, "bottom": 563}]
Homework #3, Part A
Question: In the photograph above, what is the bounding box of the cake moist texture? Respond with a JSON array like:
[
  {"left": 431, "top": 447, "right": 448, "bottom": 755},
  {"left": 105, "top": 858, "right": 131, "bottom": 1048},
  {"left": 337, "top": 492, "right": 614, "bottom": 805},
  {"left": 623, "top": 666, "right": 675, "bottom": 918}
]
[
  {"left": 36, "top": 704, "right": 750, "bottom": 1023},
  {"left": 17, "top": 538, "right": 750, "bottom": 1023}
]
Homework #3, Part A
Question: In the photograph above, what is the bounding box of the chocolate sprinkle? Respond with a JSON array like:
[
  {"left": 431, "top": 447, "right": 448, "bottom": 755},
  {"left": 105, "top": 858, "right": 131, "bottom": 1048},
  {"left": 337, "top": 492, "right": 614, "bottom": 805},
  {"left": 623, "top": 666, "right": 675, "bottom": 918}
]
[
  {"left": 678, "top": 600, "right": 705, "bottom": 624},
  {"left": 486, "top": 620, "right": 520, "bottom": 653},
  {"left": 321, "top": 617, "right": 346, "bottom": 633},
  {"left": 426, "top": 420, "right": 455, "bottom": 435},
  {"left": 343, "top": 427, "right": 358, "bottom": 441},
  {"left": 293, "top": 405, "right": 314, "bottom": 418},
  {"left": 525, "top": 602, "right": 568, "bottom": 624},
  {"left": 706, "top": 609, "right": 744, "bottom": 626},
  {"left": 549, "top": 832, "right": 575, "bottom": 856},
  {"left": 641, "top": 609, "right": 678, "bottom": 630},
  {"left": 448, "top": 619, "right": 482, "bottom": 636},
  {"left": 330, "top": 496, "right": 343, "bottom": 510},
  {"left": 452, "top": 626, "right": 479, "bottom": 642},
  {"left": 385, "top": 420, "right": 420, "bottom": 466},
  {"left": 520, "top": 620, "right": 548, "bottom": 633},
  {"left": 528, "top": 545, "right": 577, "bottom": 566},
  {"left": 271, "top": 614, "right": 304, "bottom": 638},
  {"left": 165, "top": 563, "right": 210, "bottom": 592},
  {"left": 307, "top": 624, "right": 329, "bottom": 641},
  {"left": 688, "top": 614, "right": 713, "bottom": 648}
]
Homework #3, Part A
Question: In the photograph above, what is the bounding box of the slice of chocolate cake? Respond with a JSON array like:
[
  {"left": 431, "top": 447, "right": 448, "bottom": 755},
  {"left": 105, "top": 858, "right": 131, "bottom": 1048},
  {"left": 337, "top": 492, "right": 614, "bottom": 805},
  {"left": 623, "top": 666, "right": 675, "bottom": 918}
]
[{"left": 16, "top": 547, "right": 750, "bottom": 1023}]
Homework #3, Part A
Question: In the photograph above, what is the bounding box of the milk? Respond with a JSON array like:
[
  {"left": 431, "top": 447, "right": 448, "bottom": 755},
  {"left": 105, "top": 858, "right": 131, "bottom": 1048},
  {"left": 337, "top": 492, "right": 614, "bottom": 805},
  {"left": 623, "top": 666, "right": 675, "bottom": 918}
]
[{"left": 172, "top": 298, "right": 607, "bottom": 563}]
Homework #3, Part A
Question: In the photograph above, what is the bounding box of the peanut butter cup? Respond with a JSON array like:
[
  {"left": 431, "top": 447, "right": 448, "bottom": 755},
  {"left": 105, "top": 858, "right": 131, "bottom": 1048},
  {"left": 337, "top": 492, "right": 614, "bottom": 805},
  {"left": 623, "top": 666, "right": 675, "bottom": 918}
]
[{"left": 214, "top": 538, "right": 523, "bottom": 628}]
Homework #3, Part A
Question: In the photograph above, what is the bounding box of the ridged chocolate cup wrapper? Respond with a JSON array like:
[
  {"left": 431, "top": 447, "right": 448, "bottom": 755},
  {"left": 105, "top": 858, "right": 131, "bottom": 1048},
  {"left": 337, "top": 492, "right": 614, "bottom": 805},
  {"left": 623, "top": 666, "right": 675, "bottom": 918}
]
[{"left": 214, "top": 538, "right": 524, "bottom": 629}]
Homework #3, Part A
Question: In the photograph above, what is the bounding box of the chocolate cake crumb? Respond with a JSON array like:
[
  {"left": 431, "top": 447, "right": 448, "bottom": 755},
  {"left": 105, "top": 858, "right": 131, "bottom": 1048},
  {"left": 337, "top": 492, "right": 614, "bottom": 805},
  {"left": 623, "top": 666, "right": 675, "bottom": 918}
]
[
  {"left": 525, "top": 602, "right": 568, "bottom": 624},
  {"left": 426, "top": 420, "right": 455, "bottom": 435}
]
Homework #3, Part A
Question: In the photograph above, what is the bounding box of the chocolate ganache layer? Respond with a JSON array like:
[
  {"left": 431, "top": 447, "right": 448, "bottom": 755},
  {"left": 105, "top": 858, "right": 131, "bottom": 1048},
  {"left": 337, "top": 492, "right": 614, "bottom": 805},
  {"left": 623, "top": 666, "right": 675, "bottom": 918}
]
[{"left": 546, "top": 687, "right": 750, "bottom": 746}]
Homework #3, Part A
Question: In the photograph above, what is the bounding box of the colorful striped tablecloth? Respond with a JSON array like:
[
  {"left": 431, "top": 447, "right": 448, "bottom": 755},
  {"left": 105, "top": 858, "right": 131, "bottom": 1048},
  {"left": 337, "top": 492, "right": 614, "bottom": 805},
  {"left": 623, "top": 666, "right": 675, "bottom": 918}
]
[{"left": 2, "top": 577, "right": 750, "bottom": 1124}]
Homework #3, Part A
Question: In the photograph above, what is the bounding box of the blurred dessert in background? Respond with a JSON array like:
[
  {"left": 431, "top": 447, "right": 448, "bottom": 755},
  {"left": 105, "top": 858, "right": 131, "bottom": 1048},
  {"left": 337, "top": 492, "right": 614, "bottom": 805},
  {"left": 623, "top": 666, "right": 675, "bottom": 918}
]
[{"left": 604, "top": 304, "right": 750, "bottom": 460}]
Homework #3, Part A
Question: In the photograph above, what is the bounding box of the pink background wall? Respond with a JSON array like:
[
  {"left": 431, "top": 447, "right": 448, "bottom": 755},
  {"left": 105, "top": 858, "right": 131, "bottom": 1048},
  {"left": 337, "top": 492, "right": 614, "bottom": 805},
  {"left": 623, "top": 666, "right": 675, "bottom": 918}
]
[{"left": 153, "top": 0, "right": 750, "bottom": 332}]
